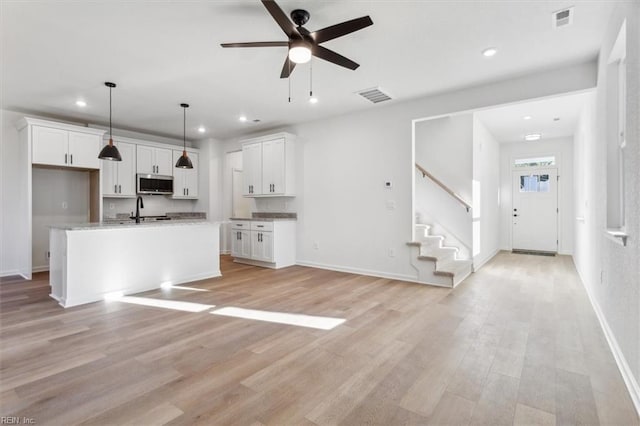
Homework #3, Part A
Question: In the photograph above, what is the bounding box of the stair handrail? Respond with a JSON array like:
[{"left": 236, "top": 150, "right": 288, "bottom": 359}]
[{"left": 415, "top": 163, "right": 472, "bottom": 212}]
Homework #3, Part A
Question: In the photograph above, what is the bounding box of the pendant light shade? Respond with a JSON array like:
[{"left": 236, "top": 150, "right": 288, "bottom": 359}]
[
  {"left": 176, "top": 103, "right": 193, "bottom": 169},
  {"left": 98, "top": 82, "right": 122, "bottom": 161}
]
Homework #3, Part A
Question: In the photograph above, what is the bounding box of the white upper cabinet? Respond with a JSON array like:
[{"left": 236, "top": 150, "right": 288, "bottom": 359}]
[
  {"left": 136, "top": 145, "right": 172, "bottom": 175},
  {"left": 102, "top": 141, "right": 136, "bottom": 197},
  {"left": 31, "top": 124, "right": 102, "bottom": 169},
  {"left": 241, "top": 133, "right": 295, "bottom": 197},
  {"left": 172, "top": 150, "right": 199, "bottom": 199},
  {"left": 68, "top": 132, "right": 100, "bottom": 169},
  {"left": 242, "top": 142, "right": 263, "bottom": 196}
]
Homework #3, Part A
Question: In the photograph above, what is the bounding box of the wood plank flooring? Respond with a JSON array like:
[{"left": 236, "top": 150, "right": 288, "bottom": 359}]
[{"left": 0, "top": 252, "right": 638, "bottom": 425}]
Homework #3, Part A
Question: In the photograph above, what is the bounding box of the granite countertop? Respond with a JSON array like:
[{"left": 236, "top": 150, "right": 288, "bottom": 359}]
[
  {"left": 229, "top": 217, "right": 297, "bottom": 222},
  {"left": 230, "top": 212, "right": 297, "bottom": 222},
  {"left": 50, "top": 220, "right": 216, "bottom": 231}
]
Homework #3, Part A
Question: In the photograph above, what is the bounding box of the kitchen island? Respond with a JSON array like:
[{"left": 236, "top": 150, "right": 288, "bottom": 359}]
[{"left": 49, "top": 221, "right": 220, "bottom": 307}]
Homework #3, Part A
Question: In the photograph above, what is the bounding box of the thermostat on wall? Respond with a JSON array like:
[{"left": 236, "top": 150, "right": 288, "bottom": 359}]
[{"left": 384, "top": 181, "right": 392, "bottom": 188}]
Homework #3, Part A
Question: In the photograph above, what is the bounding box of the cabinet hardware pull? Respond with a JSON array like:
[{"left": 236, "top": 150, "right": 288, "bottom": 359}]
[
  {"left": 187, "top": 188, "right": 189, "bottom": 196},
  {"left": 257, "top": 225, "right": 264, "bottom": 228},
  {"left": 65, "top": 153, "right": 67, "bottom": 164},
  {"left": 70, "top": 154, "right": 73, "bottom": 164},
  {"left": 114, "top": 184, "right": 117, "bottom": 193},
  {"left": 118, "top": 185, "right": 121, "bottom": 193}
]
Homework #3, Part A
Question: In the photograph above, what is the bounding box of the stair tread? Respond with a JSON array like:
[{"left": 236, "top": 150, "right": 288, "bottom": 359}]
[{"left": 435, "top": 259, "right": 473, "bottom": 276}]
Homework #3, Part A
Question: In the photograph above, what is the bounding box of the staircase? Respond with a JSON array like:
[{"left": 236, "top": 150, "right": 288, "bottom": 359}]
[{"left": 407, "top": 223, "right": 473, "bottom": 288}]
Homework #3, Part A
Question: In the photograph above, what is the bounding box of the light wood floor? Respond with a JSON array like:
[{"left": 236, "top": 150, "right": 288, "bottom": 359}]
[{"left": 1, "top": 253, "right": 638, "bottom": 425}]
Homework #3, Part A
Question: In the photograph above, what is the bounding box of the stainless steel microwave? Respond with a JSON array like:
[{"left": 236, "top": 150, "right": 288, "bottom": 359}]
[{"left": 136, "top": 174, "right": 173, "bottom": 195}]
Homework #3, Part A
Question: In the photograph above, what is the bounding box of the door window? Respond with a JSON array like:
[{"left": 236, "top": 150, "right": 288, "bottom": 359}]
[{"left": 519, "top": 174, "right": 550, "bottom": 193}]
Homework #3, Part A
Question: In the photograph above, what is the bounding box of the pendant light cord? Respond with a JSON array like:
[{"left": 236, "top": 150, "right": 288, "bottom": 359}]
[
  {"left": 183, "top": 106, "right": 186, "bottom": 150},
  {"left": 109, "top": 86, "right": 112, "bottom": 141}
]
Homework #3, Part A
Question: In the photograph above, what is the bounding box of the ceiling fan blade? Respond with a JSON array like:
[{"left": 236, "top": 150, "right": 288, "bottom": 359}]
[
  {"left": 311, "top": 16, "right": 373, "bottom": 44},
  {"left": 221, "top": 41, "right": 288, "bottom": 48},
  {"left": 280, "top": 56, "right": 296, "bottom": 78},
  {"left": 261, "top": 0, "right": 298, "bottom": 39},
  {"left": 312, "top": 45, "right": 359, "bottom": 70}
]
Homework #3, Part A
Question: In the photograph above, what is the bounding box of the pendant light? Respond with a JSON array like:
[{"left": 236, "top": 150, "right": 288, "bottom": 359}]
[
  {"left": 98, "top": 82, "right": 122, "bottom": 161},
  {"left": 175, "top": 103, "right": 193, "bottom": 169}
]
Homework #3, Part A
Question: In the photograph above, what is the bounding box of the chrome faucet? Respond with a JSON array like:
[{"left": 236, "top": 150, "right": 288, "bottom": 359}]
[{"left": 135, "top": 196, "right": 144, "bottom": 223}]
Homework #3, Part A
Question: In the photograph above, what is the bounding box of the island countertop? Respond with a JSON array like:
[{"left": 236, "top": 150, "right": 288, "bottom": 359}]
[{"left": 49, "top": 220, "right": 214, "bottom": 231}]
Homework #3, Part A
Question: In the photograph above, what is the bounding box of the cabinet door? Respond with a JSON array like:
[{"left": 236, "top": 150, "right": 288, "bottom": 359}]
[
  {"left": 117, "top": 142, "right": 136, "bottom": 196},
  {"left": 155, "top": 147, "right": 173, "bottom": 176},
  {"left": 171, "top": 150, "right": 186, "bottom": 198},
  {"left": 251, "top": 231, "right": 273, "bottom": 262},
  {"left": 240, "top": 230, "right": 251, "bottom": 258},
  {"left": 32, "top": 126, "right": 68, "bottom": 166},
  {"left": 231, "top": 230, "right": 242, "bottom": 257},
  {"left": 68, "top": 132, "right": 100, "bottom": 169},
  {"left": 263, "top": 138, "right": 285, "bottom": 194},
  {"left": 242, "top": 143, "right": 262, "bottom": 196},
  {"left": 184, "top": 152, "right": 198, "bottom": 197},
  {"left": 260, "top": 231, "right": 274, "bottom": 262},
  {"left": 136, "top": 145, "right": 155, "bottom": 174},
  {"left": 102, "top": 160, "right": 117, "bottom": 196}
]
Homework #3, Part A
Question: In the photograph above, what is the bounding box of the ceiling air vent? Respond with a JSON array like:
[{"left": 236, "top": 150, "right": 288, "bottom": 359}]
[
  {"left": 552, "top": 7, "right": 574, "bottom": 29},
  {"left": 356, "top": 87, "right": 392, "bottom": 104}
]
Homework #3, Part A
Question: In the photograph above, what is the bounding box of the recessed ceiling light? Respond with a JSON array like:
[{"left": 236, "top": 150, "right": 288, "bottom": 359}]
[
  {"left": 75, "top": 100, "right": 87, "bottom": 107},
  {"left": 239, "top": 115, "right": 247, "bottom": 122},
  {"left": 523, "top": 115, "right": 532, "bottom": 120},
  {"left": 482, "top": 47, "right": 498, "bottom": 57},
  {"left": 524, "top": 133, "right": 542, "bottom": 141},
  {"left": 197, "top": 126, "right": 206, "bottom": 133},
  {"left": 309, "top": 97, "right": 318, "bottom": 104},
  {"left": 553, "top": 117, "right": 560, "bottom": 121}
]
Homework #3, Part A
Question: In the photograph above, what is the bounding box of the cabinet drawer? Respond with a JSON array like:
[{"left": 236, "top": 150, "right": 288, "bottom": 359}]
[
  {"left": 231, "top": 220, "right": 250, "bottom": 229},
  {"left": 251, "top": 221, "right": 273, "bottom": 231}
]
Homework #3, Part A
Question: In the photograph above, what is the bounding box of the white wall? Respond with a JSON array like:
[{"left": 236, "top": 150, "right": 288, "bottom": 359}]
[
  {"left": 498, "top": 137, "right": 574, "bottom": 254},
  {"left": 414, "top": 114, "right": 473, "bottom": 259},
  {"left": 212, "top": 61, "right": 597, "bottom": 281},
  {"left": 574, "top": 2, "right": 639, "bottom": 412},
  {"left": 473, "top": 116, "right": 501, "bottom": 268}
]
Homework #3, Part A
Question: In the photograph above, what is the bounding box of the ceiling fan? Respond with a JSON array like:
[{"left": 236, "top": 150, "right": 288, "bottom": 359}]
[{"left": 221, "top": 0, "right": 373, "bottom": 78}]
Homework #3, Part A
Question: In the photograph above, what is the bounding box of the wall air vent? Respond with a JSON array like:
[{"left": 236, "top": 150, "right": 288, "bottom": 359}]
[
  {"left": 356, "top": 87, "right": 392, "bottom": 104},
  {"left": 552, "top": 7, "right": 574, "bottom": 29}
]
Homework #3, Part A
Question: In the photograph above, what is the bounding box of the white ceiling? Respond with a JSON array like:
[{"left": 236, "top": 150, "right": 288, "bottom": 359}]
[
  {"left": 1, "top": 1, "right": 613, "bottom": 140},
  {"left": 475, "top": 91, "right": 591, "bottom": 143}
]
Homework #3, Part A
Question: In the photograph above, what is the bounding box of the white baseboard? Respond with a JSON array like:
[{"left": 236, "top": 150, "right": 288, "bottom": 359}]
[
  {"left": 0, "top": 269, "right": 20, "bottom": 278},
  {"left": 32, "top": 265, "right": 49, "bottom": 273},
  {"left": 473, "top": 248, "right": 500, "bottom": 272},
  {"left": 573, "top": 258, "right": 640, "bottom": 417},
  {"left": 296, "top": 260, "right": 418, "bottom": 284}
]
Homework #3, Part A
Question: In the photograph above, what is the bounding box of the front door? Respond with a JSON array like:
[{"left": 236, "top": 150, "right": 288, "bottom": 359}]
[{"left": 512, "top": 169, "right": 558, "bottom": 252}]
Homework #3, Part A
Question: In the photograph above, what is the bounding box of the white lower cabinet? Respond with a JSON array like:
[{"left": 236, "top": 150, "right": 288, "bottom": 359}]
[
  {"left": 231, "top": 229, "right": 251, "bottom": 259},
  {"left": 230, "top": 220, "right": 295, "bottom": 269}
]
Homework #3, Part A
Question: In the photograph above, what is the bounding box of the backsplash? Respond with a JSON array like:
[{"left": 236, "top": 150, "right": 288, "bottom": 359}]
[
  {"left": 104, "top": 196, "right": 198, "bottom": 219},
  {"left": 253, "top": 197, "right": 298, "bottom": 213}
]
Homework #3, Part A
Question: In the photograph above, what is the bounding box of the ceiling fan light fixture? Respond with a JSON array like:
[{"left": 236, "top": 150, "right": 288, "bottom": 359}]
[{"left": 289, "top": 45, "right": 312, "bottom": 64}]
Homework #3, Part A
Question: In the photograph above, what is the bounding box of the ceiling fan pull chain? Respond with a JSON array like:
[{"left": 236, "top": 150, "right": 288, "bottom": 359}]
[
  {"left": 288, "top": 60, "right": 291, "bottom": 103},
  {"left": 309, "top": 57, "right": 313, "bottom": 98}
]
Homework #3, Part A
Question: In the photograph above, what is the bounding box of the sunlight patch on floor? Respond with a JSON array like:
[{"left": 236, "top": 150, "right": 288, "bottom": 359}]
[
  {"left": 113, "top": 296, "right": 215, "bottom": 313},
  {"left": 161, "top": 283, "right": 210, "bottom": 292},
  {"left": 211, "top": 307, "right": 346, "bottom": 330}
]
